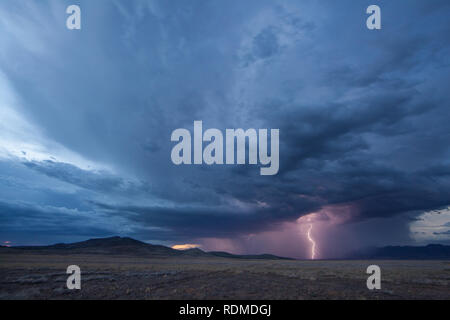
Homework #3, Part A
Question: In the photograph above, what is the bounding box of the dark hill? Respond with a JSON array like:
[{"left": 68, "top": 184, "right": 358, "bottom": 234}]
[
  {"left": 10, "top": 236, "right": 177, "bottom": 256},
  {"left": 209, "top": 251, "right": 292, "bottom": 260}
]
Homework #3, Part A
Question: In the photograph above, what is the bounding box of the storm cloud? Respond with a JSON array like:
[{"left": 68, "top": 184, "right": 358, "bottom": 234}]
[{"left": 0, "top": 0, "right": 449, "bottom": 258}]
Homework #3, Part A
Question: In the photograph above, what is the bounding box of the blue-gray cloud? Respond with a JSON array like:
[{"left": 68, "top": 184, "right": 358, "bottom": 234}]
[{"left": 0, "top": 0, "right": 449, "bottom": 256}]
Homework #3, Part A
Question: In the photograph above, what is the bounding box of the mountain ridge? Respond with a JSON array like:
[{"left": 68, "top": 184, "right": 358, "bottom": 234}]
[
  {"left": 3, "top": 237, "right": 450, "bottom": 260},
  {"left": 348, "top": 244, "right": 450, "bottom": 260},
  {"left": 1, "top": 236, "right": 292, "bottom": 260}
]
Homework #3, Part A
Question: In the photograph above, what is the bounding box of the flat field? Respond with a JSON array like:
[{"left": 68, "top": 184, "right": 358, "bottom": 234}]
[{"left": 0, "top": 253, "right": 449, "bottom": 299}]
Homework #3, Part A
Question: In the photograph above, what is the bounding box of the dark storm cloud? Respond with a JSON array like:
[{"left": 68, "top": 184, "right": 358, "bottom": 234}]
[
  {"left": 0, "top": 200, "right": 115, "bottom": 240},
  {"left": 23, "top": 160, "right": 150, "bottom": 195},
  {"left": 0, "top": 0, "right": 449, "bottom": 253},
  {"left": 91, "top": 198, "right": 320, "bottom": 239}
]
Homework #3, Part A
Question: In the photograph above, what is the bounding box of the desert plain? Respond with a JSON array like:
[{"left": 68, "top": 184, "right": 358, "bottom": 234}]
[{"left": 1, "top": 252, "right": 449, "bottom": 300}]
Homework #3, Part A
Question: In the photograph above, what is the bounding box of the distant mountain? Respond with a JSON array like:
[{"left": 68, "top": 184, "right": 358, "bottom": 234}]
[
  {"left": 4, "top": 237, "right": 449, "bottom": 260},
  {"left": 349, "top": 244, "right": 450, "bottom": 260},
  {"left": 1, "top": 236, "right": 292, "bottom": 260},
  {"left": 7, "top": 236, "right": 177, "bottom": 257},
  {"left": 209, "top": 251, "right": 292, "bottom": 260}
]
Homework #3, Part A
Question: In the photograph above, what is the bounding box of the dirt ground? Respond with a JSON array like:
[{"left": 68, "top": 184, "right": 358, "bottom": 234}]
[{"left": 0, "top": 253, "right": 449, "bottom": 300}]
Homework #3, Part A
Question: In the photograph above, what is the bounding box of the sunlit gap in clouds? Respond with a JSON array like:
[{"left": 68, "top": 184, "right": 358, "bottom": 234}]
[
  {"left": 171, "top": 244, "right": 201, "bottom": 250},
  {"left": 410, "top": 206, "right": 450, "bottom": 243}
]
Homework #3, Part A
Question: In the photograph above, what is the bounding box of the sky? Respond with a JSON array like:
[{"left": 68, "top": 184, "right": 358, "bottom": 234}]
[{"left": 0, "top": 0, "right": 449, "bottom": 259}]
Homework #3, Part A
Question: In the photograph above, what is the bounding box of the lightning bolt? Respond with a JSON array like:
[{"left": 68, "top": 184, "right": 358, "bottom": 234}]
[{"left": 306, "top": 223, "right": 316, "bottom": 260}]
